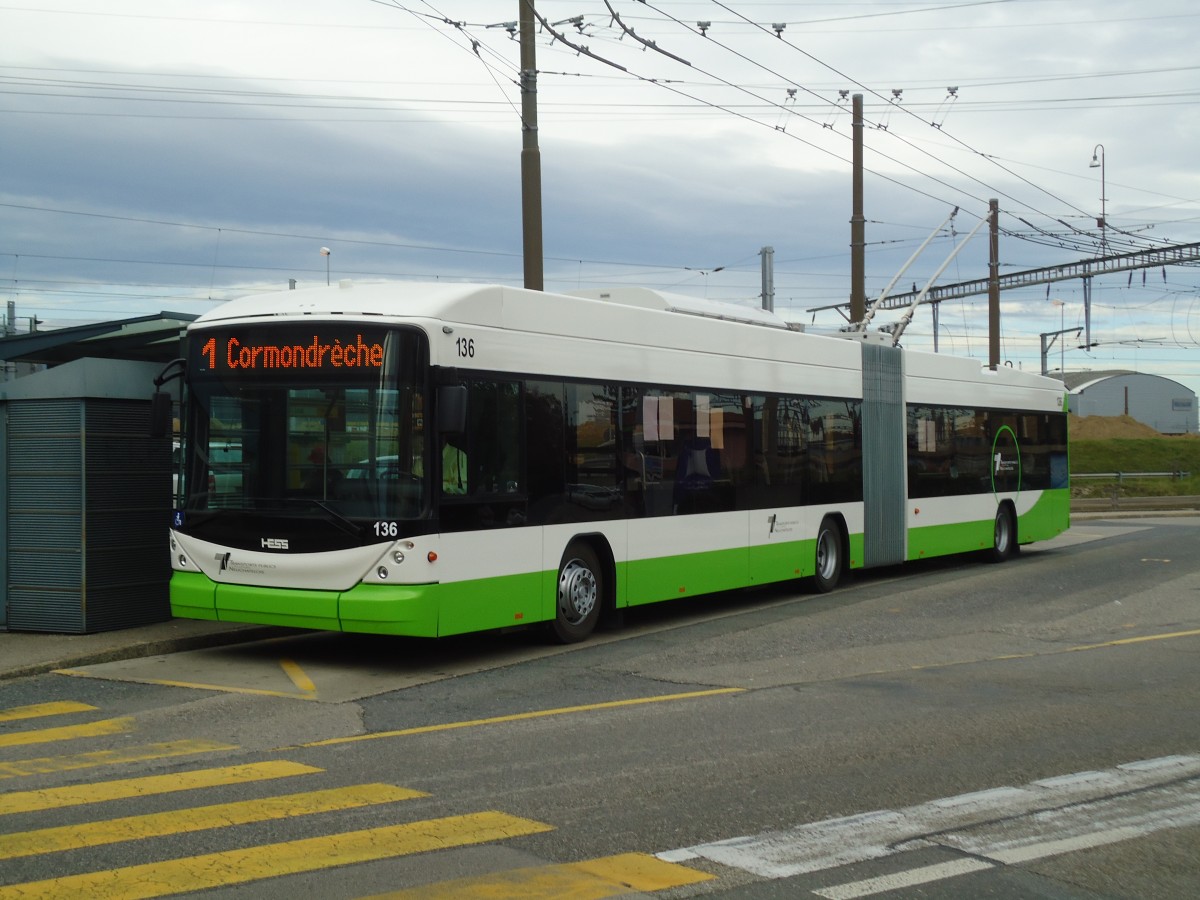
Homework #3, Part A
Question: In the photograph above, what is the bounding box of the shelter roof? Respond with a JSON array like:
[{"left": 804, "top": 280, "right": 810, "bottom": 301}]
[{"left": 0, "top": 312, "right": 196, "bottom": 365}]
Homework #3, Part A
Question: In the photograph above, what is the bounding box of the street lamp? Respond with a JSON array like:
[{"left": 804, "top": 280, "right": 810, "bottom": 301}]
[
  {"left": 320, "top": 247, "right": 331, "bottom": 285},
  {"left": 1089, "top": 144, "right": 1106, "bottom": 255}
]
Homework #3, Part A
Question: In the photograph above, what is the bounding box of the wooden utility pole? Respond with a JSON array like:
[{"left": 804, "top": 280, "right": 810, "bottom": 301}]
[
  {"left": 849, "top": 94, "right": 866, "bottom": 324},
  {"left": 519, "top": 1, "right": 544, "bottom": 290}
]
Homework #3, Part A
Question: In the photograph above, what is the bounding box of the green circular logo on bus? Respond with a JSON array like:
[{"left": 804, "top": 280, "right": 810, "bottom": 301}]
[{"left": 990, "top": 424, "right": 1021, "bottom": 496}]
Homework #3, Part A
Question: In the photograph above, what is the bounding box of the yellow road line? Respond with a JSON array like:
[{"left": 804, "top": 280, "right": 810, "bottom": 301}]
[
  {"left": 366, "top": 852, "right": 714, "bottom": 899},
  {"left": 54, "top": 669, "right": 321, "bottom": 701},
  {"left": 897, "top": 627, "right": 1200, "bottom": 675},
  {"left": 0, "top": 740, "right": 237, "bottom": 780},
  {"left": 0, "top": 760, "right": 322, "bottom": 815},
  {"left": 0, "top": 701, "right": 97, "bottom": 722},
  {"left": 301, "top": 687, "right": 745, "bottom": 748},
  {"left": 280, "top": 658, "right": 317, "bottom": 694},
  {"left": 0, "top": 783, "right": 427, "bottom": 859},
  {"left": 0, "top": 716, "right": 133, "bottom": 748},
  {"left": 0, "top": 811, "right": 553, "bottom": 900},
  {"left": 1066, "top": 627, "right": 1200, "bottom": 652}
]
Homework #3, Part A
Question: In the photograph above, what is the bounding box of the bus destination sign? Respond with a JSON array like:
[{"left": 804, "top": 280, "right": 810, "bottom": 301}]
[{"left": 193, "top": 327, "right": 387, "bottom": 378}]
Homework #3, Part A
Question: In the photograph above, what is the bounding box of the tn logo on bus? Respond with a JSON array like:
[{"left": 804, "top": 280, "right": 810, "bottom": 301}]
[
  {"left": 993, "top": 452, "right": 1017, "bottom": 475},
  {"left": 261, "top": 537, "right": 289, "bottom": 550}
]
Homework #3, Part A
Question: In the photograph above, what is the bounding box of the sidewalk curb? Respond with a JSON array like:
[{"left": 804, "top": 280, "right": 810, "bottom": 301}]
[{"left": 0, "top": 626, "right": 287, "bottom": 683}]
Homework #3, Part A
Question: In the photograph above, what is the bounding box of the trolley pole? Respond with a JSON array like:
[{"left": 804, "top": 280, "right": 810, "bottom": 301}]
[
  {"left": 849, "top": 94, "right": 866, "bottom": 324},
  {"left": 519, "top": 1, "right": 544, "bottom": 291},
  {"left": 988, "top": 198, "right": 1000, "bottom": 370}
]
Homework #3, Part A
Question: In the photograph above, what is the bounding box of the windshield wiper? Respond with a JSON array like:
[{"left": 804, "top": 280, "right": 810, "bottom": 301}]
[{"left": 309, "top": 499, "right": 367, "bottom": 539}]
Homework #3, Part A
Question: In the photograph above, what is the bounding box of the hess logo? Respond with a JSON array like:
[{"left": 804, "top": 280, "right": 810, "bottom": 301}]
[{"left": 261, "top": 538, "right": 289, "bottom": 550}]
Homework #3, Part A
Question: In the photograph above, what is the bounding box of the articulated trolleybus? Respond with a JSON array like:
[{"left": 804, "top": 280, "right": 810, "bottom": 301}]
[{"left": 162, "top": 282, "right": 1069, "bottom": 643}]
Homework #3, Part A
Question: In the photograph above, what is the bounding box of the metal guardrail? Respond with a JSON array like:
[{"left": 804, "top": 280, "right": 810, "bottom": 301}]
[
  {"left": 1071, "top": 495, "right": 1200, "bottom": 512},
  {"left": 1069, "top": 472, "right": 1197, "bottom": 512},
  {"left": 1072, "top": 471, "right": 1191, "bottom": 480}
]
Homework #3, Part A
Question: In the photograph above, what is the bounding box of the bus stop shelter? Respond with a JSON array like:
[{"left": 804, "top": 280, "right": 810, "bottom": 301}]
[{"left": 0, "top": 313, "right": 195, "bottom": 632}]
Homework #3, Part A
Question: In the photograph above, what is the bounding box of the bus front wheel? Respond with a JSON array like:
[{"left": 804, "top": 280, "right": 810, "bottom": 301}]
[
  {"left": 812, "top": 517, "right": 843, "bottom": 593},
  {"left": 552, "top": 543, "right": 602, "bottom": 643}
]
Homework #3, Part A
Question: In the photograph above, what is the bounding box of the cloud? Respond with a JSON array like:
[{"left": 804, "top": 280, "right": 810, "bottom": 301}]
[{"left": 2, "top": 1, "right": 1199, "bottom": 404}]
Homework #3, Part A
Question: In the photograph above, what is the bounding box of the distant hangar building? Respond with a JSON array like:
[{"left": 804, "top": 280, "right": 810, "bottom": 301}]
[{"left": 1056, "top": 370, "right": 1198, "bottom": 435}]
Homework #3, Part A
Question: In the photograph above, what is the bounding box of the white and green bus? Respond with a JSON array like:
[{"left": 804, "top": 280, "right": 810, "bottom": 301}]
[{"left": 162, "top": 282, "right": 1069, "bottom": 642}]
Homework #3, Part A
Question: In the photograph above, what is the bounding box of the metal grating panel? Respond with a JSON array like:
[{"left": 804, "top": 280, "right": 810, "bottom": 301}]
[
  {"left": 4, "top": 398, "right": 171, "bottom": 633},
  {"left": 6, "top": 401, "right": 85, "bottom": 632},
  {"left": 81, "top": 400, "right": 172, "bottom": 631},
  {"left": 6, "top": 590, "right": 86, "bottom": 633},
  {"left": 861, "top": 343, "right": 906, "bottom": 567}
]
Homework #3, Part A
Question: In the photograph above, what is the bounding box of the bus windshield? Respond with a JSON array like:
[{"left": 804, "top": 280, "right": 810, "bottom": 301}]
[{"left": 180, "top": 324, "right": 429, "bottom": 541}]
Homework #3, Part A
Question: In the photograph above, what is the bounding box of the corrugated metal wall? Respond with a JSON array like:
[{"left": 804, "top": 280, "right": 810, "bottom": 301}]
[
  {"left": 6, "top": 400, "right": 85, "bottom": 632},
  {"left": 861, "top": 342, "right": 907, "bottom": 567},
  {"left": 4, "top": 398, "right": 171, "bottom": 633},
  {"left": 83, "top": 400, "right": 172, "bottom": 632}
]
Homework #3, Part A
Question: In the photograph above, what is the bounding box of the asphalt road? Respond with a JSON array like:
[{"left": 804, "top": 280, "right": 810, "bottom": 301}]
[{"left": 2, "top": 515, "right": 1198, "bottom": 899}]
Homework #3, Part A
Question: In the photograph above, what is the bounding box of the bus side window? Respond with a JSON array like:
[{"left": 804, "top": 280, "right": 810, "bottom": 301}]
[
  {"left": 638, "top": 391, "right": 685, "bottom": 516},
  {"left": 566, "top": 383, "right": 621, "bottom": 515},
  {"left": 459, "top": 379, "right": 521, "bottom": 495}
]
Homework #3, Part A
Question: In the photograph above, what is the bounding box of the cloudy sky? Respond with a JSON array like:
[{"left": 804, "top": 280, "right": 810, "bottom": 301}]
[{"left": 3, "top": 1, "right": 1199, "bottom": 400}]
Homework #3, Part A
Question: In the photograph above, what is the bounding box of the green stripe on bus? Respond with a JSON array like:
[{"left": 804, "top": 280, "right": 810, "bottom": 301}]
[
  {"left": 1018, "top": 489, "right": 1072, "bottom": 542},
  {"left": 624, "top": 542, "right": 813, "bottom": 605},
  {"left": 908, "top": 518, "right": 992, "bottom": 559}
]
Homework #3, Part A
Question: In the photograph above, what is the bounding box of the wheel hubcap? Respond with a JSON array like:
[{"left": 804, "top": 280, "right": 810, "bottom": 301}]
[
  {"left": 817, "top": 531, "right": 837, "bottom": 580},
  {"left": 558, "top": 559, "right": 597, "bottom": 624}
]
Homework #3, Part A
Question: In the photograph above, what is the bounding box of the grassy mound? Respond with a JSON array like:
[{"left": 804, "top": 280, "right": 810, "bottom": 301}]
[{"left": 1069, "top": 416, "right": 1200, "bottom": 497}]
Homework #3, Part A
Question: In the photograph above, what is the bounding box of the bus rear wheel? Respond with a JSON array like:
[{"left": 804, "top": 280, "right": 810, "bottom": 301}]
[
  {"left": 812, "top": 516, "right": 843, "bottom": 593},
  {"left": 988, "top": 504, "right": 1017, "bottom": 563},
  {"left": 552, "top": 543, "right": 602, "bottom": 643}
]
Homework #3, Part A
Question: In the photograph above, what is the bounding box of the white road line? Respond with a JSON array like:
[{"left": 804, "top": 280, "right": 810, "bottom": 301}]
[
  {"left": 986, "top": 826, "right": 1145, "bottom": 865},
  {"left": 813, "top": 859, "right": 995, "bottom": 900},
  {"left": 1119, "top": 754, "right": 1198, "bottom": 772},
  {"left": 659, "top": 754, "right": 1200, "bottom": 882},
  {"left": 938, "top": 778, "right": 1200, "bottom": 862},
  {"left": 930, "top": 786, "right": 1031, "bottom": 809},
  {"left": 1032, "top": 771, "right": 1120, "bottom": 789}
]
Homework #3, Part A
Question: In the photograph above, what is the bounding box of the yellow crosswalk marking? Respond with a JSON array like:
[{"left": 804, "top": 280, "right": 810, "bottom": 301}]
[
  {"left": 0, "top": 760, "right": 323, "bottom": 815},
  {"left": 0, "top": 701, "right": 97, "bottom": 723},
  {"left": 0, "top": 716, "right": 133, "bottom": 748},
  {"left": 0, "top": 811, "right": 554, "bottom": 900},
  {"left": 0, "top": 783, "right": 427, "bottom": 859},
  {"left": 365, "top": 852, "right": 715, "bottom": 898},
  {"left": 0, "top": 740, "right": 237, "bottom": 780}
]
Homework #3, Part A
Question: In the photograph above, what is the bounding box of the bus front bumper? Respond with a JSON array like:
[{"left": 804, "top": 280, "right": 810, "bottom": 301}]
[{"left": 169, "top": 571, "right": 440, "bottom": 637}]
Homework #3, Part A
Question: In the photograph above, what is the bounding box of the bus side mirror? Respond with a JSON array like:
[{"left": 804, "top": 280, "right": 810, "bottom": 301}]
[
  {"left": 437, "top": 384, "right": 467, "bottom": 434},
  {"left": 150, "top": 391, "right": 173, "bottom": 438}
]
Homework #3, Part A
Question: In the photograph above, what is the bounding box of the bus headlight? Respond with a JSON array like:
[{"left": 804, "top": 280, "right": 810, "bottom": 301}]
[
  {"left": 377, "top": 566, "right": 389, "bottom": 579},
  {"left": 392, "top": 550, "right": 405, "bottom": 564}
]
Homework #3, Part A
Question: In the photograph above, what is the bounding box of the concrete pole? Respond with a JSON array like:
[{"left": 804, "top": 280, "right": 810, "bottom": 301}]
[
  {"left": 988, "top": 198, "right": 1000, "bottom": 370},
  {"left": 849, "top": 94, "right": 866, "bottom": 324}
]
